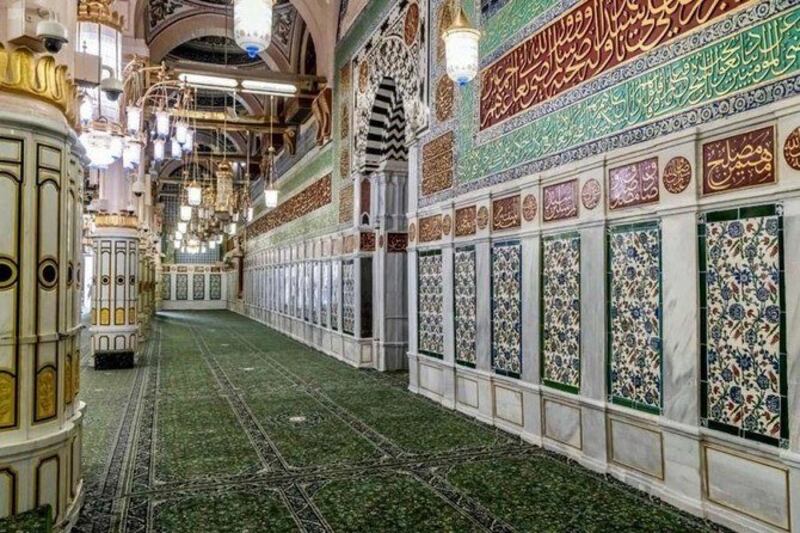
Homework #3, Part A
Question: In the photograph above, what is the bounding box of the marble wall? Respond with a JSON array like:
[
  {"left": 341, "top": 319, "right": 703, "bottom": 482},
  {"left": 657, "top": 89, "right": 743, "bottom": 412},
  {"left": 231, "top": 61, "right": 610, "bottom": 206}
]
[{"left": 160, "top": 264, "right": 227, "bottom": 311}]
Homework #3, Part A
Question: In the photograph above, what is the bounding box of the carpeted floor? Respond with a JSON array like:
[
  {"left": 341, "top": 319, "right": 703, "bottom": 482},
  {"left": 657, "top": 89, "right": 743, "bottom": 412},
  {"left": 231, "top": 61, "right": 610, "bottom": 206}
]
[{"left": 74, "top": 311, "right": 725, "bottom": 532}]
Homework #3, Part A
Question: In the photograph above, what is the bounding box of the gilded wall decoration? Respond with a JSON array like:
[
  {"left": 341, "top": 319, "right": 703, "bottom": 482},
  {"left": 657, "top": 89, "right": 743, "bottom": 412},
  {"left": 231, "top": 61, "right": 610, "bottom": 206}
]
[
  {"left": 785, "top": 127, "right": 800, "bottom": 170},
  {"left": 581, "top": 179, "right": 601, "bottom": 210},
  {"left": 419, "top": 215, "right": 443, "bottom": 243},
  {"left": 608, "top": 158, "right": 659, "bottom": 210},
  {"left": 541, "top": 233, "right": 581, "bottom": 392},
  {"left": 387, "top": 233, "right": 408, "bottom": 252},
  {"left": 543, "top": 180, "right": 578, "bottom": 222},
  {"left": 340, "top": 147, "right": 351, "bottom": 179},
  {"left": 608, "top": 222, "right": 662, "bottom": 413},
  {"left": 340, "top": 104, "right": 350, "bottom": 140},
  {"left": 435, "top": 76, "right": 455, "bottom": 122},
  {"left": 421, "top": 132, "right": 455, "bottom": 197},
  {"left": 360, "top": 232, "right": 376, "bottom": 251},
  {"left": 418, "top": 250, "right": 444, "bottom": 357},
  {"left": 455, "top": 206, "right": 477, "bottom": 236},
  {"left": 700, "top": 205, "right": 786, "bottom": 446},
  {"left": 358, "top": 61, "right": 369, "bottom": 93},
  {"left": 522, "top": 195, "right": 537, "bottom": 222},
  {"left": 478, "top": 0, "right": 751, "bottom": 130},
  {"left": 663, "top": 156, "right": 693, "bottom": 194},
  {"left": 492, "top": 195, "right": 521, "bottom": 231},
  {"left": 442, "top": 214, "right": 453, "bottom": 237},
  {"left": 342, "top": 260, "right": 356, "bottom": 335},
  {"left": 404, "top": 2, "right": 420, "bottom": 46},
  {"left": 454, "top": 246, "right": 477, "bottom": 366},
  {"left": 36, "top": 368, "right": 56, "bottom": 421},
  {"left": 436, "top": 0, "right": 455, "bottom": 62},
  {"left": 409, "top": 222, "right": 417, "bottom": 243},
  {"left": 477, "top": 207, "right": 489, "bottom": 230},
  {"left": 0, "top": 373, "right": 14, "bottom": 427},
  {"left": 249, "top": 174, "right": 333, "bottom": 238},
  {"left": 702, "top": 126, "right": 776, "bottom": 195},
  {"left": 209, "top": 274, "right": 222, "bottom": 300},
  {"left": 491, "top": 241, "right": 522, "bottom": 376}
]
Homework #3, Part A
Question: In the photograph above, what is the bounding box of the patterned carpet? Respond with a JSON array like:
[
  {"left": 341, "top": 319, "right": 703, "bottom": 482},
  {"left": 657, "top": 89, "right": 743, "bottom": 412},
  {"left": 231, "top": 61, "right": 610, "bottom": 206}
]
[{"left": 74, "top": 311, "right": 725, "bottom": 532}]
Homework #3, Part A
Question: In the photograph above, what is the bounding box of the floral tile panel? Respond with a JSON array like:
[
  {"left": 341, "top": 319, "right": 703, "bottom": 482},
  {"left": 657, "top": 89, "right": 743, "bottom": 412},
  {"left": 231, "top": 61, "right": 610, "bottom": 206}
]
[
  {"left": 342, "top": 260, "right": 355, "bottom": 335},
  {"left": 491, "top": 241, "right": 522, "bottom": 377},
  {"left": 418, "top": 250, "right": 444, "bottom": 357},
  {"left": 541, "top": 233, "right": 581, "bottom": 392},
  {"left": 608, "top": 222, "right": 662, "bottom": 413},
  {"left": 454, "top": 246, "right": 477, "bottom": 366},
  {"left": 701, "top": 205, "right": 787, "bottom": 447},
  {"left": 331, "top": 261, "right": 340, "bottom": 331}
]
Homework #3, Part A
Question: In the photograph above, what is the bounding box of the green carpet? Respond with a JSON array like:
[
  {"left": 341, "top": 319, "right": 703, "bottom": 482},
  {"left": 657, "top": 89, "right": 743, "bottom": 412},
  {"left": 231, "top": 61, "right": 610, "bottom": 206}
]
[{"left": 74, "top": 310, "right": 725, "bottom": 532}]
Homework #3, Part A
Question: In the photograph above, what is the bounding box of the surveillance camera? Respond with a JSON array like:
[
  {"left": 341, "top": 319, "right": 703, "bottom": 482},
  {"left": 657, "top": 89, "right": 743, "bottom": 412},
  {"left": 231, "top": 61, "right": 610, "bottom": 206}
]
[
  {"left": 36, "top": 20, "right": 69, "bottom": 54},
  {"left": 131, "top": 180, "right": 145, "bottom": 197},
  {"left": 100, "top": 76, "right": 124, "bottom": 101}
]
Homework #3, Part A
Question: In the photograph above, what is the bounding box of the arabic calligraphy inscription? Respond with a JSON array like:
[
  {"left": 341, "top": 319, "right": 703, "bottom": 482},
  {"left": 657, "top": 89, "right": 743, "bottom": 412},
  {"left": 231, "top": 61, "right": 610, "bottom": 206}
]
[
  {"left": 702, "top": 126, "right": 775, "bottom": 195},
  {"left": 663, "top": 157, "right": 692, "bottom": 194},
  {"left": 543, "top": 180, "right": 578, "bottom": 222},
  {"left": 455, "top": 206, "right": 477, "bottom": 237},
  {"left": 783, "top": 127, "right": 800, "bottom": 171},
  {"left": 581, "top": 179, "right": 601, "bottom": 210},
  {"left": 479, "top": 0, "right": 752, "bottom": 130},
  {"left": 492, "top": 195, "right": 521, "bottom": 231},
  {"left": 608, "top": 158, "right": 659, "bottom": 210}
]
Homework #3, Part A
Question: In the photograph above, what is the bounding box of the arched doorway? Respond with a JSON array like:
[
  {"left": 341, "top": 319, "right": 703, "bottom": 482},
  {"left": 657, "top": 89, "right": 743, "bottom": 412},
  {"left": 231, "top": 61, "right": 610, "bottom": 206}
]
[{"left": 361, "top": 76, "right": 410, "bottom": 370}]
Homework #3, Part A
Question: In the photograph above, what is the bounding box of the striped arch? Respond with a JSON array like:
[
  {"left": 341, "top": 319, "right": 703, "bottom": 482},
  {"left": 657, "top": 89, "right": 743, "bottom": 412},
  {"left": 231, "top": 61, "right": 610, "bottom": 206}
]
[{"left": 363, "top": 77, "right": 408, "bottom": 173}]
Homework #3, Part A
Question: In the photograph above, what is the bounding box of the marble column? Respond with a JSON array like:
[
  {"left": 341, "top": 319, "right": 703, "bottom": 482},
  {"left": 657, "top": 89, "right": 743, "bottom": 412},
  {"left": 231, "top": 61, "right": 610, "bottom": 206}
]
[{"left": 0, "top": 83, "right": 86, "bottom": 527}]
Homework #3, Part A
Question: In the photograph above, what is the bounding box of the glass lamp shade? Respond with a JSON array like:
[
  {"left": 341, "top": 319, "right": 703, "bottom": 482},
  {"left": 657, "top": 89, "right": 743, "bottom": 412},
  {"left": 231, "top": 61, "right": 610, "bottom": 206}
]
[
  {"left": 170, "top": 138, "right": 182, "bottom": 159},
  {"left": 187, "top": 181, "right": 202, "bottom": 206},
  {"left": 247, "top": 206, "right": 254, "bottom": 222},
  {"left": 264, "top": 187, "right": 278, "bottom": 209},
  {"left": 173, "top": 239, "right": 181, "bottom": 248},
  {"left": 232, "top": 211, "right": 240, "bottom": 223},
  {"left": 183, "top": 129, "right": 194, "bottom": 152},
  {"left": 80, "top": 97, "right": 94, "bottom": 123},
  {"left": 217, "top": 234, "right": 224, "bottom": 244},
  {"left": 80, "top": 130, "right": 116, "bottom": 168},
  {"left": 177, "top": 221, "right": 188, "bottom": 233},
  {"left": 179, "top": 204, "right": 193, "bottom": 221},
  {"left": 228, "top": 222, "right": 237, "bottom": 235},
  {"left": 123, "top": 140, "right": 141, "bottom": 169},
  {"left": 156, "top": 110, "right": 170, "bottom": 137},
  {"left": 175, "top": 122, "right": 188, "bottom": 145},
  {"left": 126, "top": 105, "right": 142, "bottom": 134},
  {"left": 174, "top": 230, "right": 183, "bottom": 240},
  {"left": 233, "top": 0, "right": 273, "bottom": 58},
  {"left": 110, "top": 135, "right": 124, "bottom": 159},
  {"left": 153, "top": 138, "right": 165, "bottom": 161},
  {"left": 201, "top": 244, "right": 207, "bottom": 254},
  {"left": 209, "top": 240, "right": 217, "bottom": 250},
  {"left": 443, "top": 8, "right": 481, "bottom": 86}
]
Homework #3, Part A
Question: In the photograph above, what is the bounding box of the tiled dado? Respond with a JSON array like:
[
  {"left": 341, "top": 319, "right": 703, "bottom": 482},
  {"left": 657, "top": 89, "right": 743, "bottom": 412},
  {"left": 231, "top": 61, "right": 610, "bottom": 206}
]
[{"left": 405, "top": 110, "right": 800, "bottom": 532}]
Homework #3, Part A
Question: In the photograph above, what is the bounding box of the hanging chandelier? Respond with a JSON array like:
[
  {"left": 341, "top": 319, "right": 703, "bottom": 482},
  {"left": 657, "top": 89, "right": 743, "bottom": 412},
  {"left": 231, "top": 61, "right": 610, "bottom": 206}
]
[
  {"left": 443, "top": 2, "right": 481, "bottom": 86},
  {"left": 263, "top": 94, "right": 279, "bottom": 209},
  {"left": 233, "top": 0, "right": 273, "bottom": 58}
]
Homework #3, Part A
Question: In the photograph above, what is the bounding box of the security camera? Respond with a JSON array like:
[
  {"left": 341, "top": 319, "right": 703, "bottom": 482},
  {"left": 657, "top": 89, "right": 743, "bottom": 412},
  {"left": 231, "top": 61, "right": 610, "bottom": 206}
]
[
  {"left": 131, "top": 180, "right": 145, "bottom": 197},
  {"left": 100, "top": 76, "right": 124, "bottom": 101},
  {"left": 36, "top": 19, "right": 69, "bottom": 54}
]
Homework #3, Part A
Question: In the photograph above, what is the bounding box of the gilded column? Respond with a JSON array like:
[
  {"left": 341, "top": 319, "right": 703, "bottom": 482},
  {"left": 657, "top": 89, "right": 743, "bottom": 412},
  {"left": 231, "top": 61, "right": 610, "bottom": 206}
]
[{"left": 0, "top": 46, "right": 86, "bottom": 528}]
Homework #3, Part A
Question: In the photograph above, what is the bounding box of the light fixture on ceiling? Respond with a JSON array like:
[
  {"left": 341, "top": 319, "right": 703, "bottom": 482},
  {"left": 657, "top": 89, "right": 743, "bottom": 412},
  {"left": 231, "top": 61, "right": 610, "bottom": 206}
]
[
  {"left": 177, "top": 73, "right": 296, "bottom": 96},
  {"left": 179, "top": 204, "right": 193, "bottom": 221},
  {"left": 443, "top": 2, "right": 481, "bottom": 86},
  {"left": 126, "top": 105, "right": 142, "bottom": 134},
  {"left": 187, "top": 178, "right": 202, "bottom": 206},
  {"left": 263, "top": 94, "right": 279, "bottom": 209},
  {"left": 233, "top": 0, "right": 273, "bottom": 58},
  {"left": 155, "top": 109, "right": 171, "bottom": 137},
  {"left": 153, "top": 138, "right": 165, "bottom": 161}
]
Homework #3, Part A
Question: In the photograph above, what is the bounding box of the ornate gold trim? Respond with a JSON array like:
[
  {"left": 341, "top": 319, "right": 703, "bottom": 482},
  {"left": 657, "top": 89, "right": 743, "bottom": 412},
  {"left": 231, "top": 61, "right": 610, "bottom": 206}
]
[
  {"left": 78, "top": 0, "right": 124, "bottom": 32},
  {"left": 0, "top": 45, "right": 78, "bottom": 128},
  {"left": 95, "top": 214, "right": 138, "bottom": 228}
]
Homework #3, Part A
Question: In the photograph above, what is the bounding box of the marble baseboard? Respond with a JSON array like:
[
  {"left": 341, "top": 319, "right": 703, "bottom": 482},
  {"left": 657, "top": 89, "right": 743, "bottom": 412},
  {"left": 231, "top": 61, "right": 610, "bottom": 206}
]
[{"left": 405, "top": 353, "right": 800, "bottom": 533}]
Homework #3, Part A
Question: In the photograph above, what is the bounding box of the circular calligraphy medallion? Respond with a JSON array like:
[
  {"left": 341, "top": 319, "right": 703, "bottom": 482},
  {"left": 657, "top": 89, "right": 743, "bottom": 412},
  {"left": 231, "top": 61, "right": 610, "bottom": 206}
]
[
  {"left": 442, "top": 214, "right": 453, "bottom": 236},
  {"left": 404, "top": 3, "right": 420, "bottom": 46},
  {"left": 522, "top": 195, "right": 538, "bottom": 222},
  {"left": 663, "top": 156, "right": 692, "bottom": 194},
  {"left": 784, "top": 127, "right": 800, "bottom": 171},
  {"left": 477, "top": 206, "right": 489, "bottom": 230},
  {"left": 408, "top": 222, "right": 417, "bottom": 243},
  {"left": 435, "top": 76, "right": 454, "bottom": 122},
  {"left": 358, "top": 61, "right": 369, "bottom": 94},
  {"left": 581, "top": 179, "right": 601, "bottom": 210}
]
